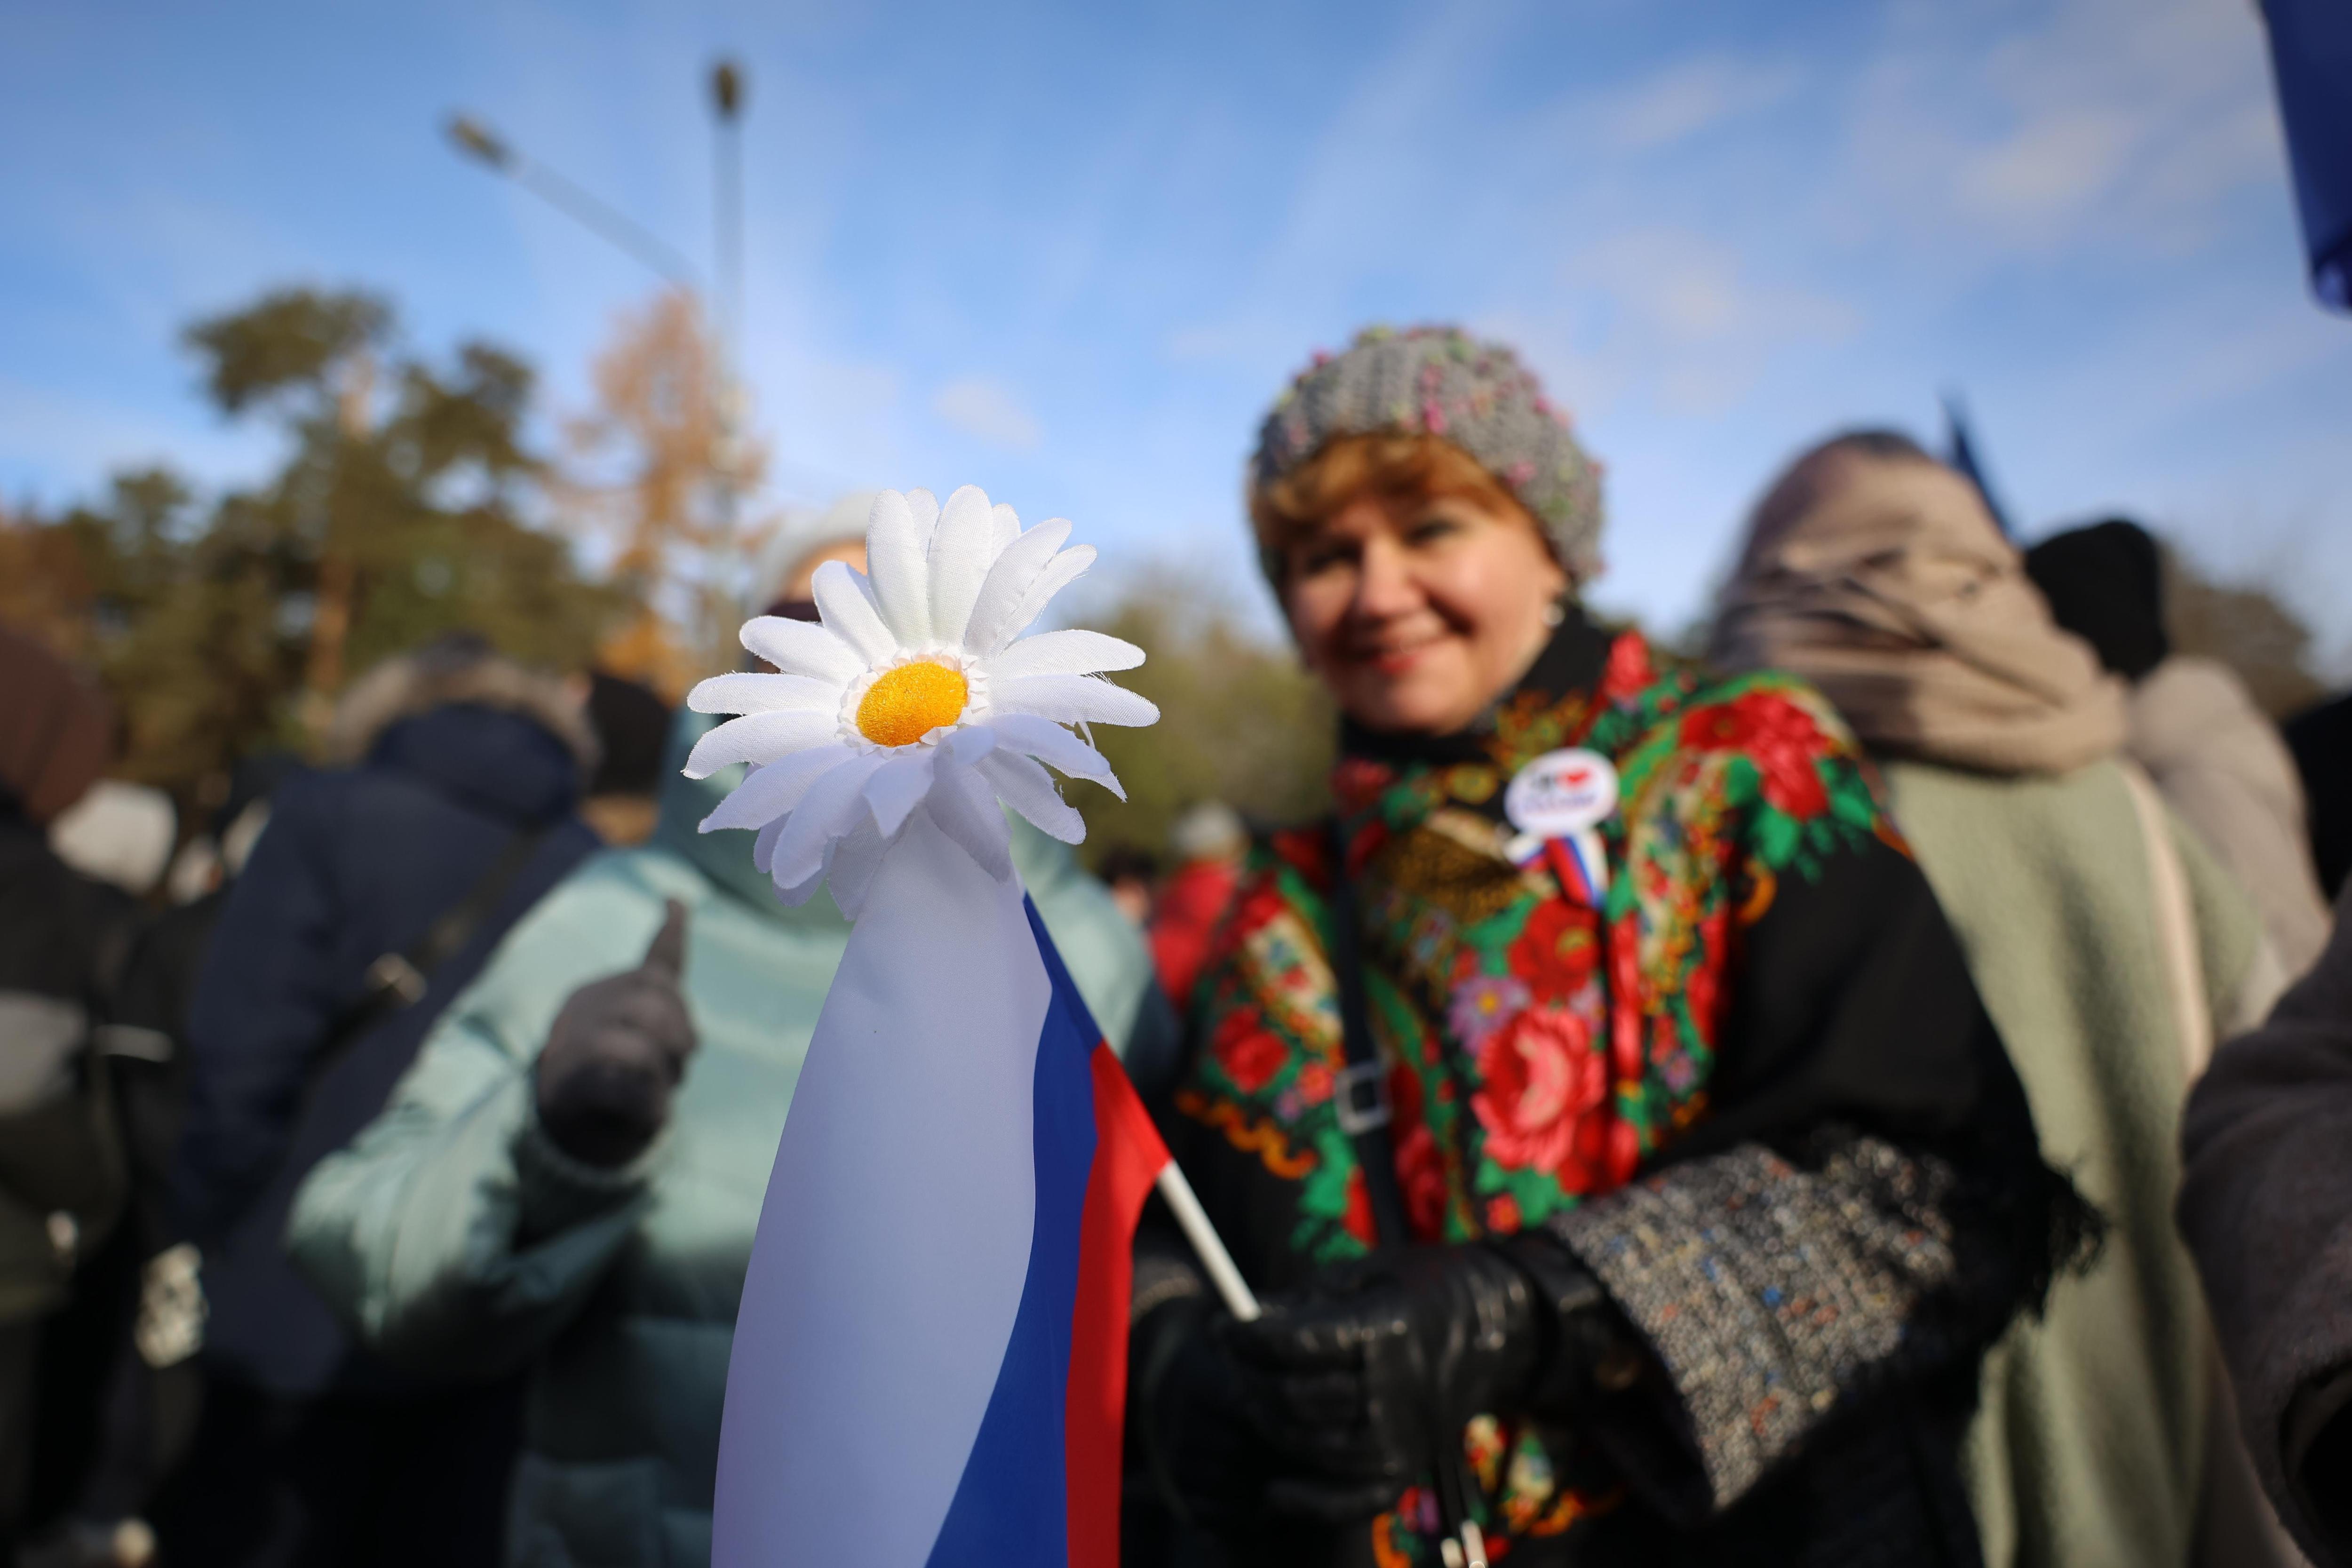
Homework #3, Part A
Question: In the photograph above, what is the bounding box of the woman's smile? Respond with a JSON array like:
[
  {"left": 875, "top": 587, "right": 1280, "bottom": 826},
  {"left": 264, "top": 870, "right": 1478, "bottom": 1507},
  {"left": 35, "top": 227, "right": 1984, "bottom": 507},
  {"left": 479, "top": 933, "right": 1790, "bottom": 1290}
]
[{"left": 1281, "top": 486, "right": 1567, "bottom": 737}]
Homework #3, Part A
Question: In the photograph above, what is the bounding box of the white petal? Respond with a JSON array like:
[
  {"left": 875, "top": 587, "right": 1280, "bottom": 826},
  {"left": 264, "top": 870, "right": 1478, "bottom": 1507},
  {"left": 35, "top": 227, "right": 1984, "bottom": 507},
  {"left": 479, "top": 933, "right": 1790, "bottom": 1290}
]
[
  {"left": 974, "top": 544, "right": 1096, "bottom": 658},
  {"left": 980, "top": 629, "right": 1144, "bottom": 683},
  {"left": 683, "top": 710, "right": 838, "bottom": 778},
  {"left": 942, "top": 724, "right": 999, "bottom": 767},
  {"left": 774, "top": 861, "right": 829, "bottom": 907},
  {"left": 824, "top": 813, "right": 888, "bottom": 919},
  {"left": 863, "top": 490, "right": 934, "bottom": 645},
  {"left": 752, "top": 816, "right": 787, "bottom": 873},
  {"left": 811, "top": 561, "right": 898, "bottom": 668},
  {"left": 925, "top": 750, "right": 1014, "bottom": 880},
  {"left": 988, "top": 502, "right": 1022, "bottom": 555},
  {"left": 961, "top": 519, "right": 1071, "bottom": 656},
  {"left": 687, "top": 671, "right": 839, "bottom": 716},
  {"left": 905, "top": 488, "right": 940, "bottom": 538},
  {"left": 862, "top": 751, "right": 937, "bottom": 838},
  {"left": 1010, "top": 546, "right": 1097, "bottom": 634},
  {"left": 767, "top": 752, "right": 887, "bottom": 892},
  {"left": 699, "top": 745, "right": 857, "bottom": 833},
  {"left": 927, "top": 484, "right": 1000, "bottom": 647},
  {"left": 983, "top": 712, "right": 1125, "bottom": 800},
  {"left": 989, "top": 674, "right": 1160, "bottom": 729},
  {"left": 977, "top": 750, "right": 1085, "bottom": 843},
  {"left": 741, "top": 616, "right": 865, "bottom": 685}
]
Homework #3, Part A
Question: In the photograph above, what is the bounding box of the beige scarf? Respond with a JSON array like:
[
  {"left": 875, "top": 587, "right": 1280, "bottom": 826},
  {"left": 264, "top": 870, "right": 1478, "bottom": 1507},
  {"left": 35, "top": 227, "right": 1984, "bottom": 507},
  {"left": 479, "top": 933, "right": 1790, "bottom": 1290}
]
[{"left": 1710, "top": 448, "right": 2125, "bottom": 776}]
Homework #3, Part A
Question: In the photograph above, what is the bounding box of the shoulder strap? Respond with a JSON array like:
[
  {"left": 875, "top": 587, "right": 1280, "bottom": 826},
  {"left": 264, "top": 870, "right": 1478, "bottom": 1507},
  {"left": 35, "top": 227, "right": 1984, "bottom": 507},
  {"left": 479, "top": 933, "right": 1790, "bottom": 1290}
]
[
  {"left": 312, "top": 823, "right": 556, "bottom": 1075},
  {"left": 2119, "top": 764, "right": 2213, "bottom": 1080},
  {"left": 1325, "top": 825, "right": 1413, "bottom": 1252}
]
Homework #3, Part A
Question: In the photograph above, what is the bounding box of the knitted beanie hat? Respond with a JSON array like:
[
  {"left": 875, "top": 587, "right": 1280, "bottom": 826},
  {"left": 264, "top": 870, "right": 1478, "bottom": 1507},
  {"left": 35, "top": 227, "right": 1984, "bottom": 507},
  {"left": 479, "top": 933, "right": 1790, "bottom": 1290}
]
[{"left": 1249, "top": 325, "right": 1605, "bottom": 582}]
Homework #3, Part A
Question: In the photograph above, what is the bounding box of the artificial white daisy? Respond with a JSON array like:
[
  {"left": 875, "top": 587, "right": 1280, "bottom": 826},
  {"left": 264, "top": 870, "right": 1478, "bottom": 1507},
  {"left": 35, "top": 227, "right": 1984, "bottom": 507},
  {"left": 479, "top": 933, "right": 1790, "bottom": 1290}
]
[{"left": 683, "top": 485, "right": 1158, "bottom": 916}]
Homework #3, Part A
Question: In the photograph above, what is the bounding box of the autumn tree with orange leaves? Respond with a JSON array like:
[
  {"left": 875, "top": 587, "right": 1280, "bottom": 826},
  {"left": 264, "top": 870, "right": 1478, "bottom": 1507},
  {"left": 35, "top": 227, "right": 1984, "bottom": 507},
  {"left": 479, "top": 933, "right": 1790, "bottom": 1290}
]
[{"left": 560, "top": 289, "right": 776, "bottom": 698}]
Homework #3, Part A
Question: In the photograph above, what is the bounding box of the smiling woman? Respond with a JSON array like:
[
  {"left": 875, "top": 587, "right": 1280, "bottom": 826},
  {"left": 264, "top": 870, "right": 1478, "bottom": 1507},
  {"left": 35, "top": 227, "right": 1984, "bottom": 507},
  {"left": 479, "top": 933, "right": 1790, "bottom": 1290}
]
[
  {"left": 1255, "top": 433, "right": 1569, "bottom": 736},
  {"left": 1124, "top": 324, "right": 2088, "bottom": 1568}
]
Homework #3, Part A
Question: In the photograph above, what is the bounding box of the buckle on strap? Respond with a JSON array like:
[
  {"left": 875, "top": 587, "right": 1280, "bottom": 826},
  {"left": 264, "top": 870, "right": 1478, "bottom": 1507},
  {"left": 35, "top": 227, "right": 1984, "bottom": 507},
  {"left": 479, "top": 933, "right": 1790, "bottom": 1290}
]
[
  {"left": 1334, "top": 1060, "right": 1391, "bottom": 1135},
  {"left": 366, "top": 952, "right": 429, "bottom": 1007}
]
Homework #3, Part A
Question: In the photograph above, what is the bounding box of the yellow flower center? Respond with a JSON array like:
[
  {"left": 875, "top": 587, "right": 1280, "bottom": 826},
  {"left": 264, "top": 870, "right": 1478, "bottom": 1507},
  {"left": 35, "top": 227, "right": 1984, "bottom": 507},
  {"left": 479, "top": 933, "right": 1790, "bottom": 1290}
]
[{"left": 855, "top": 659, "right": 969, "bottom": 748}]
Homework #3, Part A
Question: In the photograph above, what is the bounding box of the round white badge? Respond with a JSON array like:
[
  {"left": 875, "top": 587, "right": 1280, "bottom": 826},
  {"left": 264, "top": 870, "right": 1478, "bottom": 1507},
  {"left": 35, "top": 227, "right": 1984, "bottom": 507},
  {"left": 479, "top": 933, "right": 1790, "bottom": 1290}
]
[{"left": 1504, "top": 748, "right": 1619, "bottom": 840}]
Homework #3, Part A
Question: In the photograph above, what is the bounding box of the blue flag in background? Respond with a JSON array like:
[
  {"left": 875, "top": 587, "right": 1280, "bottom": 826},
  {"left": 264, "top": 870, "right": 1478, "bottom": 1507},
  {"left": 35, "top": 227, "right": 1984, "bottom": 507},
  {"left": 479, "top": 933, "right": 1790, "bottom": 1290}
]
[
  {"left": 2260, "top": 0, "right": 2352, "bottom": 312},
  {"left": 1942, "top": 392, "right": 2015, "bottom": 538}
]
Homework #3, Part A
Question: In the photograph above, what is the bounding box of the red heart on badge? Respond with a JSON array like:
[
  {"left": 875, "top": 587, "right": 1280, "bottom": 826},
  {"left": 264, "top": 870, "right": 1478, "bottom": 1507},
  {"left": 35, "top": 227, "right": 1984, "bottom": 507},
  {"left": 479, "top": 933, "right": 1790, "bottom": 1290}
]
[{"left": 1564, "top": 768, "right": 1590, "bottom": 785}]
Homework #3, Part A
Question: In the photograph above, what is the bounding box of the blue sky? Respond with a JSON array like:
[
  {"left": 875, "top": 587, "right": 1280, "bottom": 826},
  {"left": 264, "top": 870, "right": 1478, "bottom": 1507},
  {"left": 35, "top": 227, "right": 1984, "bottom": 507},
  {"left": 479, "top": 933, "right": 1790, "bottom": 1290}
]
[{"left": 3, "top": 0, "right": 2347, "bottom": 665}]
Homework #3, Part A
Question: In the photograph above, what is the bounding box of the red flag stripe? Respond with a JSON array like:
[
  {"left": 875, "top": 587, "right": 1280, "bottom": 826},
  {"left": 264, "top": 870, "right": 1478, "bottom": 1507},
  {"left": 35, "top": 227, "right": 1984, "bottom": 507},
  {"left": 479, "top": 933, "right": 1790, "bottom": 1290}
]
[{"left": 1064, "top": 1044, "right": 1172, "bottom": 1568}]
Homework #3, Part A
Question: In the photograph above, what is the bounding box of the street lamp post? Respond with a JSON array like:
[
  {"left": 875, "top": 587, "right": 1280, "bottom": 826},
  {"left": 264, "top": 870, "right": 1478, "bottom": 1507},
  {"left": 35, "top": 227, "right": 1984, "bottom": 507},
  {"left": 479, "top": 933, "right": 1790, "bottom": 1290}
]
[
  {"left": 445, "top": 73, "right": 755, "bottom": 660},
  {"left": 445, "top": 115, "right": 701, "bottom": 289},
  {"left": 710, "top": 61, "right": 746, "bottom": 360},
  {"left": 707, "top": 60, "right": 748, "bottom": 613}
]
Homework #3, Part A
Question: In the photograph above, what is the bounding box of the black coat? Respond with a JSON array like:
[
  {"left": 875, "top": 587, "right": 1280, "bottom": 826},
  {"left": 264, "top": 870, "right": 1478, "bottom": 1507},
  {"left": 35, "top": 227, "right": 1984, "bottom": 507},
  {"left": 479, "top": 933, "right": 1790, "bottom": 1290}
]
[
  {"left": 171, "top": 704, "right": 598, "bottom": 1396},
  {"left": 2180, "top": 882, "right": 2352, "bottom": 1564},
  {"left": 0, "top": 799, "right": 133, "bottom": 1321}
]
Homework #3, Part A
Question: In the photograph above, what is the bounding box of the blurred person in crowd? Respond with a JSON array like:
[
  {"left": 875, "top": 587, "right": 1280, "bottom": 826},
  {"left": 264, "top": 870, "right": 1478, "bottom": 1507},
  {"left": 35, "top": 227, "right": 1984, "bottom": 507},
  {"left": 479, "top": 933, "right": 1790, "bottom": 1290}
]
[
  {"left": 285, "top": 512, "right": 1175, "bottom": 1568},
  {"left": 578, "top": 671, "right": 673, "bottom": 846},
  {"left": 755, "top": 490, "right": 882, "bottom": 622},
  {"left": 12, "top": 670, "right": 207, "bottom": 1564},
  {"left": 1097, "top": 844, "right": 1162, "bottom": 926},
  {"left": 1125, "top": 328, "right": 2083, "bottom": 1567},
  {"left": 2172, "top": 5, "right": 2350, "bottom": 1531},
  {"left": 25, "top": 755, "right": 299, "bottom": 1568},
  {"left": 156, "top": 633, "right": 603, "bottom": 1568},
  {"left": 1713, "top": 434, "right": 2294, "bottom": 1568},
  {"left": 1147, "top": 798, "right": 1247, "bottom": 1011},
  {"left": 2180, "top": 879, "right": 2352, "bottom": 1566},
  {"left": 47, "top": 782, "right": 175, "bottom": 906},
  {"left": 2027, "top": 518, "right": 2331, "bottom": 979},
  {"left": 0, "top": 626, "right": 132, "bottom": 1559},
  {"left": 2284, "top": 693, "right": 2350, "bottom": 902},
  {"left": 157, "top": 757, "right": 291, "bottom": 908}
]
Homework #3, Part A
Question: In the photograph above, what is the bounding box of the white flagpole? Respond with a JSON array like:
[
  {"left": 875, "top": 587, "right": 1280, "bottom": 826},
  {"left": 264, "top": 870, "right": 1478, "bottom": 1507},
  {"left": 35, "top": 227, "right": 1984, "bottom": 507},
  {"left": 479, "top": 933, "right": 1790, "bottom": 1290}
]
[{"left": 1153, "top": 1163, "right": 1259, "bottom": 1322}]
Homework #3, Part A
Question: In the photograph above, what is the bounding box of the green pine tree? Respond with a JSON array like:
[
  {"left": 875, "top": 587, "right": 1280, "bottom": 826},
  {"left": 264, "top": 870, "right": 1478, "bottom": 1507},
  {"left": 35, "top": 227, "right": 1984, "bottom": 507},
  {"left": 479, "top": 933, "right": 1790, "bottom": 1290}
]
[{"left": 3, "top": 285, "right": 634, "bottom": 803}]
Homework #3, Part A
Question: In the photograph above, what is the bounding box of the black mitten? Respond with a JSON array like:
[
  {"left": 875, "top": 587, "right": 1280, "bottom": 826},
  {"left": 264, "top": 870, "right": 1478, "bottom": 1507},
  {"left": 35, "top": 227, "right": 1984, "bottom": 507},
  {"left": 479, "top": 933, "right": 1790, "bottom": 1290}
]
[{"left": 534, "top": 899, "right": 697, "bottom": 1166}]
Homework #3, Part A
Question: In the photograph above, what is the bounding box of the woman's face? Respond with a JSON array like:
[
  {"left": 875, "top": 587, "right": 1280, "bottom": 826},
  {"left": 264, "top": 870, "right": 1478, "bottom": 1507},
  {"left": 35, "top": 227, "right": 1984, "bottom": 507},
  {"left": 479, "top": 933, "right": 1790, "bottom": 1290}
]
[{"left": 1281, "top": 486, "right": 1569, "bottom": 736}]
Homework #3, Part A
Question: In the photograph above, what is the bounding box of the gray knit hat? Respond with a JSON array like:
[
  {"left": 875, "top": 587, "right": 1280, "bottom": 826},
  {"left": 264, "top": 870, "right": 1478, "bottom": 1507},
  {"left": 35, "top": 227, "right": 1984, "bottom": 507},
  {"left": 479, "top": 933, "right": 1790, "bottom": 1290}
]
[{"left": 1249, "top": 325, "right": 1604, "bottom": 582}]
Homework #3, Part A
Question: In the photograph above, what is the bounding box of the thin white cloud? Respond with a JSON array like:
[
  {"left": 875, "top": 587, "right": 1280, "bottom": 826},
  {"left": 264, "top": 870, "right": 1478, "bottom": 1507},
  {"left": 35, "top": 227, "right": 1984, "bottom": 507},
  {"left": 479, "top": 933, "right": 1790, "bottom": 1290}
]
[
  {"left": 1842, "top": 0, "right": 2281, "bottom": 259},
  {"left": 1575, "top": 230, "right": 1856, "bottom": 346},
  {"left": 1531, "top": 230, "right": 1861, "bottom": 415},
  {"left": 1590, "top": 55, "right": 1801, "bottom": 151},
  {"left": 931, "top": 376, "right": 1042, "bottom": 452},
  {"left": 1956, "top": 109, "right": 2141, "bottom": 220}
]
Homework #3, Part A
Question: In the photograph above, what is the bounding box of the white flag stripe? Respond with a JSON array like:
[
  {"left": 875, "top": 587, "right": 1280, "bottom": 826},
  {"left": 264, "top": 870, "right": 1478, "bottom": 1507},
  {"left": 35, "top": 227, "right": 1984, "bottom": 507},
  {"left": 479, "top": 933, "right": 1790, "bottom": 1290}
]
[{"left": 711, "top": 811, "right": 1048, "bottom": 1568}]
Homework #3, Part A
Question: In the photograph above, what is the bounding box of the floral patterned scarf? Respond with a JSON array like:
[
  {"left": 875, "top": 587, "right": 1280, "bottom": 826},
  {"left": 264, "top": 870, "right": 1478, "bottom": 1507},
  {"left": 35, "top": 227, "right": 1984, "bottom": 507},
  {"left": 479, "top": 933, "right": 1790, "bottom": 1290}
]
[{"left": 1164, "top": 611, "right": 1900, "bottom": 1560}]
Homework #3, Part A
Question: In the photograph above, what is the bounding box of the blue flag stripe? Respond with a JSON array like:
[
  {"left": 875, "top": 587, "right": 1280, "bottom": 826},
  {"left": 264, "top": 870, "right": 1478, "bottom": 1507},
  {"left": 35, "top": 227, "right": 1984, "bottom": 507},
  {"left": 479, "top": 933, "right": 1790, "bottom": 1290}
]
[{"left": 922, "top": 903, "right": 1104, "bottom": 1565}]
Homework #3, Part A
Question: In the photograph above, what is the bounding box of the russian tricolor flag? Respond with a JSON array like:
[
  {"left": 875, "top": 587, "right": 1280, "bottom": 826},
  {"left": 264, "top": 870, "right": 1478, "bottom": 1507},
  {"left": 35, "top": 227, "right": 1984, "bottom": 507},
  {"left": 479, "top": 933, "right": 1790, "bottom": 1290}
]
[{"left": 712, "top": 810, "right": 1171, "bottom": 1567}]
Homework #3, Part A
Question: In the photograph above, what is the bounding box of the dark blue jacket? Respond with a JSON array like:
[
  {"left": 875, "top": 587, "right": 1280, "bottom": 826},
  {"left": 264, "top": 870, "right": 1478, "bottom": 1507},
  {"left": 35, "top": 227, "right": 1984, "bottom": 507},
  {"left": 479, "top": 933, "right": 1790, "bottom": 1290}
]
[{"left": 173, "top": 702, "right": 600, "bottom": 1396}]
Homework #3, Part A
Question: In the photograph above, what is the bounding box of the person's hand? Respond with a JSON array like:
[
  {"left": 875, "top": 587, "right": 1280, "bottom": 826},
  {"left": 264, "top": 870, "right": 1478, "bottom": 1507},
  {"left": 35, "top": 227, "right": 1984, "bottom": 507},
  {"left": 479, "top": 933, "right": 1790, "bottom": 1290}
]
[
  {"left": 1220, "top": 1243, "right": 1544, "bottom": 1524},
  {"left": 1209, "top": 1236, "right": 1648, "bottom": 1528},
  {"left": 1131, "top": 1242, "right": 1555, "bottom": 1535},
  {"left": 534, "top": 900, "right": 697, "bottom": 1166},
  {"left": 1129, "top": 1295, "right": 1281, "bottom": 1534}
]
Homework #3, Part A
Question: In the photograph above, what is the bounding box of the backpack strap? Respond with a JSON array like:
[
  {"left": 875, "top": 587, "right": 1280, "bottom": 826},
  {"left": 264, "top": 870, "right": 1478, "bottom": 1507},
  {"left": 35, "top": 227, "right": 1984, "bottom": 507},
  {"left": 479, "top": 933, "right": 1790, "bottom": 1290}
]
[{"left": 313, "top": 823, "right": 555, "bottom": 1077}]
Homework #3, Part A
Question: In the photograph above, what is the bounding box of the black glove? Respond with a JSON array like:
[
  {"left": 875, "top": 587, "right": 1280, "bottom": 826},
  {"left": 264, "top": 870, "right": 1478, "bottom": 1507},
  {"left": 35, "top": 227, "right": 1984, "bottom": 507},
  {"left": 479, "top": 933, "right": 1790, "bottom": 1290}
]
[
  {"left": 534, "top": 900, "right": 697, "bottom": 1166},
  {"left": 1130, "top": 1293, "right": 1284, "bottom": 1535},
  {"left": 1215, "top": 1233, "right": 1648, "bottom": 1525}
]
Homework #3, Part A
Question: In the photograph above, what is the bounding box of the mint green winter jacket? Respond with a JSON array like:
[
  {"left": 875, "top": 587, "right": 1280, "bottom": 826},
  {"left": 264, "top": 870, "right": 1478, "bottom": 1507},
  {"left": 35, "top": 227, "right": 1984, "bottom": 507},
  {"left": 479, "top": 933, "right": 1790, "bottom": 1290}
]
[{"left": 287, "top": 715, "right": 1168, "bottom": 1568}]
